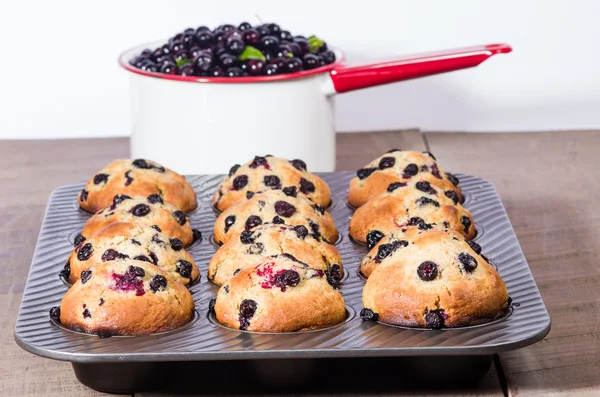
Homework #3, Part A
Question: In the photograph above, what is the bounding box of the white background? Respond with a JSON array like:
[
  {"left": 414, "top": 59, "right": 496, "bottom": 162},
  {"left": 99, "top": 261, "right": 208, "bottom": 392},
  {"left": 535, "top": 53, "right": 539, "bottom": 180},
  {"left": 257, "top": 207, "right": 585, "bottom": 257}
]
[{"left": 1, "top": 0, "right": 599, "bottom": 139}]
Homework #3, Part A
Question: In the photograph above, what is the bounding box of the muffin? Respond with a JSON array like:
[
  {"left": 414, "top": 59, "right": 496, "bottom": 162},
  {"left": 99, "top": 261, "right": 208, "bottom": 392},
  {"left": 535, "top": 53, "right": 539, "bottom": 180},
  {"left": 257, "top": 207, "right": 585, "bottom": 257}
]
[
  {"left": 361, "top": 228, "right": 509, "bottom": 328},
  {"left": 349, "top": 180, "right": 475, "bottom": 245},
  {"left": 209, "top": 223, "right": 342, "bottom": 286},
  {"left": 212, "top": 155, "right": 331, "bottom": 211},
  {"left": 65, "top": 222, "right": 200, "bottom": 285},
  {"left": 51, "top": 258, "right": 195, "bottom": 336},
  {"left": 213, "top": 190, "right": 338, "bottom": 245},
  {"left": 212, "top": 254, "right": 346, "bottom": 332},
  {"left": 78, "top": 159, "right": 197, "bottom": 213},
  {"left": 348, "top": 150, "right": 462, "bottom": 208},
  {"left": 77, "top": 195, "right": 199, "bottom": 248}
]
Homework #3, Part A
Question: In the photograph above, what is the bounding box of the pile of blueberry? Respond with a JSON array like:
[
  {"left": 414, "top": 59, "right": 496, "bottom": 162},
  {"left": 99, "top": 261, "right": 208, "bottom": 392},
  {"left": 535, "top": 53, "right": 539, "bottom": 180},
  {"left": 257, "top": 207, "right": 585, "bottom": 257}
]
[{"left": 129, "top": 22, "right": 336, "bottom": 78}]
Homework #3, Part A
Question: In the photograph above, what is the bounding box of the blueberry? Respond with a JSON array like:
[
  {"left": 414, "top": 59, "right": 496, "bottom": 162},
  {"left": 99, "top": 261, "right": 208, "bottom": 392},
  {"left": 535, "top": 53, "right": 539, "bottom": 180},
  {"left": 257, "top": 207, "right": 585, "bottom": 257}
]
[
  {"left": 325, "top": 264, "right": 342, "bottom": 288},
  {"left": 80, "top": 270, "right": 92, "bottom": 284},
  {"left": 133, "top": 255, "right": 152, "bottom": 263},
  {"left": 378, "top": 157, "right": 395, "bottom": 169},
  {"left": 286, "top": 57, "right": 303, "bottom": 73},
  {"left": 79, "top": 189, "right": 88, "bottom": 202},
  {"left": 376, "top": 243, "right": 394, "bottom": 262},
  {"left": 303, "top": 53, "right": 320, "bottom": 69},
  {"left": 245, "top": 215, "right": 262, "bottom": 229},
  {"left": 360, "top": 308, "right": 379, "bottom": 321},
  {"left": 387, "top": 182, "right": 407, "bottom": 193},
  {"left": 101, "top": 249, "right": 129, "bottom": 262},
  {"left": 246, "top": 59, "right": 265, "bottom": 75},
  {"left": 425, "top": 310, "right": 445, "bottom": 329},
  {"left": 247, "top": 242, "right": 264, "bottom": 255},
  {"left": 233, "top": 268, "right": 242, "bottom": 276},
  {"left": 226, "top": 67, "right": 244, "bottom": 77},
  {"left": 160, "top": 61, "right": 178, "bottom": 75},
  {"left": 99, "top": 297, "right": 105, "bottom": 306},
  {"left": 461, "top": 216, "right": 472, "bottom": 233},
  {"left": 293, "top": 225, "right": 309, "bottom": 239},
  {"left": 465, "top": 239, "right": 482, "bottom": 255},
  {"left": 112, "top": 194, "right": 131, "bottom": 208},
  {"left": 417, "top": 261, "right": 439, "bottom": 281},
  {"left": 59, "top": 261, "right": 71, "bottom": 279},
  {"left": 131, "top": 239, "right": 141, "bottom": 245},
  {"left": 295, "top": 37, "right": 310, "bottom": 54},
  {"left": 458, "top": 252, "right": 478, "bottom": 273},
  {"left": 147, "top": 194, "right": 163, "bottom": 204},
  {"left": 151, "top": 233, "right": 164, "bottom": 245},
  {"left": 299, "top": 178, "right": 315, "bottom": 194},
  {"left": 423, "top": 151, "right": 437, "bottom": 160},
  {"left": 402, "top": 163, "right": 419, "bottom": 178},
  {"left": 357, "top": 167, "right": 377, "bottom": 180},
  {"left": 238, "top": 299, "right": 258, "bottom": 330},
  {"left": 83, "top": 308, "right": 91, "bottom": 319},
  {"left": 170, "top": 238, "right": 184, "bottom": 251},
  {"left": 232, "top": 175, "right": 249, "bottom": 190},
  {"left": 149, "top": 275, "right": 168, "bottom": 292},
  {"left": 266, "top": 23, "right": 281, "bottom": 35},
  {"left": 308, "top": 220, "right": 322, "bottom": 240},
  {"left": 246, "top": 191, "right": 255, "bottom": 199},
  {"left": 312, "top": 204, "right": 325, "bottom": 215},
  {"left": 272, "top": 269, "right": 301, "bottom": 292},
  {"left": 240, "top": 230, "right": 255, "bottom": 244},
  {"left": 238, "top": 22, "right": 253, "bottom": 31},
  {"left": 321, "top": 50, "right": 336, "bottom": 64},
  {"left": 226, "top": 37, "right": 245, "bottom": 55},
  {"left": 289, "top": 159, "right": 307, "bottom": 171},
  {"left": 249, "top": 156, "right": 269, "bottom": 169},
  {"left": 224, "top": 215, "right": 236, "bottom": 233},
  {"left": 192, "top": 229, "right": 202, "bottom": 243},
  {"left": 219, "top": 53, "right": 238, "bottom": 68},
  {"left": 77, "top": 243, "right": 93, "bottom": 261},
  {"left": 151, "top": 225, "right": 162, "bottom": 232},
  {"left": 73, "top": 234, "right": 86, "bottom": 247},
  {"left": 416, "top": 181, "right": 437, "bottom": 195},
  {"left": 176, "top": 260, "right": 193, "bottom": 278},
  {"left": 272, "top": 216, "right": 285, "bottom": 224},
  {"left": 93, "top": 173, "right": 109, "bottom": 185},
  {"left": 193, "top": 52, "right": 214, "bottom": 73},
  {"left": 274, "top": 201, "right": 296, "bottom": 217},
  {"left": 133, "top": 159, "right": 151, "bottom": 169},
  {"left": 366, "top": 230, "right": 385, "bottom": 249},
  {"left": 264, "top": 63, "right": 279, "bottom": 76},
  {"left": 260, "top": 35, "right": 280, "bottom": 52},
  {"left": 195, "top": 30, "right": 214, "bottom": 49},
  {"left": 446, "top": 173, "right": 460, "bottom": 186},
  {"left": 173, "top": 210, "right": 188, "bottom": 225},
  {"left": 127, "top": 204, "right": 149, "bottom": 217},
  {"left": 264, "top": 175, "right": 281, "bottom": 188},
  {"left": 415, "top": 197, "right": 440, "bottom": 207},
  {"left": 124, "top": 170, "right": 134, "bottom": 186},
  {"left": 49, "top": 306, "right": 61, "bottom": 323},
  {"left": 256, "top": 25, "right": 270, "bottom": 37},
  {"left": 208, "top": 298, "right": 217, "bottom": 313},
  {"left": 282, "top": 186, "right": 297, "bottom": 197},
  {"left": 445, "top": 190, "right": 459, "bottom": 205}
]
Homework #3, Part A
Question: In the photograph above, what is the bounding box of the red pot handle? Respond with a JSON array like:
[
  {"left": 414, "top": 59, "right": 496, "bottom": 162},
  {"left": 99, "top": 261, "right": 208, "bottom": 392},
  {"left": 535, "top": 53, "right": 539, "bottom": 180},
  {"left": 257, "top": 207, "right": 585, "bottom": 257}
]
[{"left": 329, "top": 43, "right": 512, "bottom": 94}]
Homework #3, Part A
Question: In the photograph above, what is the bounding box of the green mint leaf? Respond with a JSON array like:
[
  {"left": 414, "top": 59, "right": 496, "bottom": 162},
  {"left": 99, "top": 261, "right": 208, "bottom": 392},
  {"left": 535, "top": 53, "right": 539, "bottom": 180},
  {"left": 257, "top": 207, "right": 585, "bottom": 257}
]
[
  {"left": 308, "top": 35, "right": 325, "bottom": 53},
  {"left": 238, "top": 46, "right": 266, "bottom": 61},
  {"left": 175, "top": 58, "right": 191, "bottom": 68}
]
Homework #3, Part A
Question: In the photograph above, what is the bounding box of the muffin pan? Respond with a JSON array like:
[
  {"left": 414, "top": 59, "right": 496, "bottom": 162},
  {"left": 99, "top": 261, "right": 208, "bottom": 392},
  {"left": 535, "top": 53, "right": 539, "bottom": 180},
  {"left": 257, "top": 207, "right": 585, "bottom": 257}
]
[{"left": 14, "top": 172, "right": 551, "bottom": 393}]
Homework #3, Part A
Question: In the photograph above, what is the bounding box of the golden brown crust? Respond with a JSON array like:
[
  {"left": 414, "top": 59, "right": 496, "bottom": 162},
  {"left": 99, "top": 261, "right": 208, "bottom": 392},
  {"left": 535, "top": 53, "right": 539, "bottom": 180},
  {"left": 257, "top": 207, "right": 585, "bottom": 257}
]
[
  {"left": 362, "top": 228, "right": 508, "bottom": 328},
  {"left": 209, "top": 223, "right": 342, "bottom": 286},
  {"left": 77, "top": 159, "right": 197, "bottom": 213},
  {"left": 211, "top": 156, "right": 331, "bottom": 211},
  {"left": 214, "top": 254, "right": 346, "bottom": 332},
  {"left": 213, "top": 190, "right": 338, "bottom": 245},
  {"left": 80, "top": 195, "right": 194, "bottom": 247},
  {"left": 67, "top": 222, "right": 200, "bottom": 285},
  {"left": 347, "top": 150, "right": 462, "bottom": 208},
  {"left": 59, "top": 259, "right": 195, "bottom": 336},
  {"left": 349, "top": 180, "right": 475, "bottom": 244}
]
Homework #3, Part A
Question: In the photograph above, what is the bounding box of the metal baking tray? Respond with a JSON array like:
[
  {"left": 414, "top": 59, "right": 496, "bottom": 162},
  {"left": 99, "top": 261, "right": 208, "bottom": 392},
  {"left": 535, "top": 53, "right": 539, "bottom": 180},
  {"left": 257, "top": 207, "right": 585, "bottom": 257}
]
[{"left": 14, "top": 173, "right": 551, "bottom": 393}]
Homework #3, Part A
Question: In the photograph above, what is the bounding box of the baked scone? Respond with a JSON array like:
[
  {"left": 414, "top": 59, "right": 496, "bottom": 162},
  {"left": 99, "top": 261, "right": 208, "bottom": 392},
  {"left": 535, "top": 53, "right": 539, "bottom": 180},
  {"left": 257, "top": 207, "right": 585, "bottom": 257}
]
[
  {"left": 348, "top": 150, "right": 462, "bottom": 208},
  {"left": 361, "top": 228, "right": 509, "bottom": 328},
  {"left": 78, "top": 159, "right": 197, "bottom": 213},
  {"left": 213, "top": 190, "right": 338, "bottom": 245},
  {"left": 77, "top": 195, "right": 199, "bottom": 248},
  {"left": 212, "top": 254, "right": 346, "bottom": 332},
  {"left": 212, "top": 155, "right": 331, "bottom": 211},
  {"left": 64, "top": 222, "right": 200, "bottom": 285},
  {"left": 209, "top": 223, "right": 343, "bottom": 286},
  {"left": 51, "top": 259, "right": 195, "bottom": 336},
  {"left": 349, "top": 180, "right": 475, "bottom": 245}
]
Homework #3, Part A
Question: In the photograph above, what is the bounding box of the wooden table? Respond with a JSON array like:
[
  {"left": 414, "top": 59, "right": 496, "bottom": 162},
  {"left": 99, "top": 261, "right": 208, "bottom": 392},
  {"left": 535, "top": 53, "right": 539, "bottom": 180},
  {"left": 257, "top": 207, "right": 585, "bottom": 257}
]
[{"left": 1, "top": 130, "right": 598, "bottom": 396}]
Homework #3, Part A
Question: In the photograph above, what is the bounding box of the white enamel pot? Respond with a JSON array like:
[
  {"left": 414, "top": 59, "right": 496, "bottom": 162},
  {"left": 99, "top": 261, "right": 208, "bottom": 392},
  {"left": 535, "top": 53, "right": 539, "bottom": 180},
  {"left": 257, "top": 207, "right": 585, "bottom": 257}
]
[{"left": 119, "top": 42, "right": 511, "bottom": 173}]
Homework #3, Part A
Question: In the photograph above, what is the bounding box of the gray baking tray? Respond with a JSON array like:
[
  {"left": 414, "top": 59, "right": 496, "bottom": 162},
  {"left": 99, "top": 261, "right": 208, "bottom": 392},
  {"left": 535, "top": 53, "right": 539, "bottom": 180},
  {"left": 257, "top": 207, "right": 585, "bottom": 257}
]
[{"left": 14, "top": 173, "right": 551, "bottom": 393}]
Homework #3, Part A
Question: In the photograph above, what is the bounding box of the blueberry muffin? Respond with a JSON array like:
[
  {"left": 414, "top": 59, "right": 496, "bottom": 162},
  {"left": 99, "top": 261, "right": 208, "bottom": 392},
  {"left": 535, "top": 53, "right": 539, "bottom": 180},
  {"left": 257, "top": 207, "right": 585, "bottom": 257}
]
[
  {"left": 212, "top": 254, "right": 346, "bottom": 332},
  {"left": 212, "top": 155, "right": 331, "bottom": 211},
  {"left": 209, "top": 223, "right": 342, "bottom": 286},
  {"left": 78, "top": 195, "right": 199, "bottom": 248},
  {"left": 65, "top": 222, "right": 200, "bottom": 285},
  {"left": 213, "top": 190, "right": 338, "bottom": 245},
  {"left": 361, "top": 228, "right": 508, "bottom": 328},
  {"left": 349, "top": 180, "right": 475, "bottom": 245},
  {"left": 51, "top": 259, "right": 195, "bottom": 336},
  {"left": 348, "top": 150, "right": 462, "bottom": 208},
  {"left": 78, "top": 159, "right": 197, "bottom": 213}
]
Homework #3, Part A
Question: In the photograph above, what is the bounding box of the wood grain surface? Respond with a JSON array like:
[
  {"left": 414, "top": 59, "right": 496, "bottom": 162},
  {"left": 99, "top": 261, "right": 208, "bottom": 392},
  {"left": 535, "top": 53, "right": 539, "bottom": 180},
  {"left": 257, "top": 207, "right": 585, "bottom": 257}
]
[
  {"left": 7, "top": 130, "right": 593, "bottom": 396},
  {"left": 425, "top": 131, "right": 600, "bottom": 397}
]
